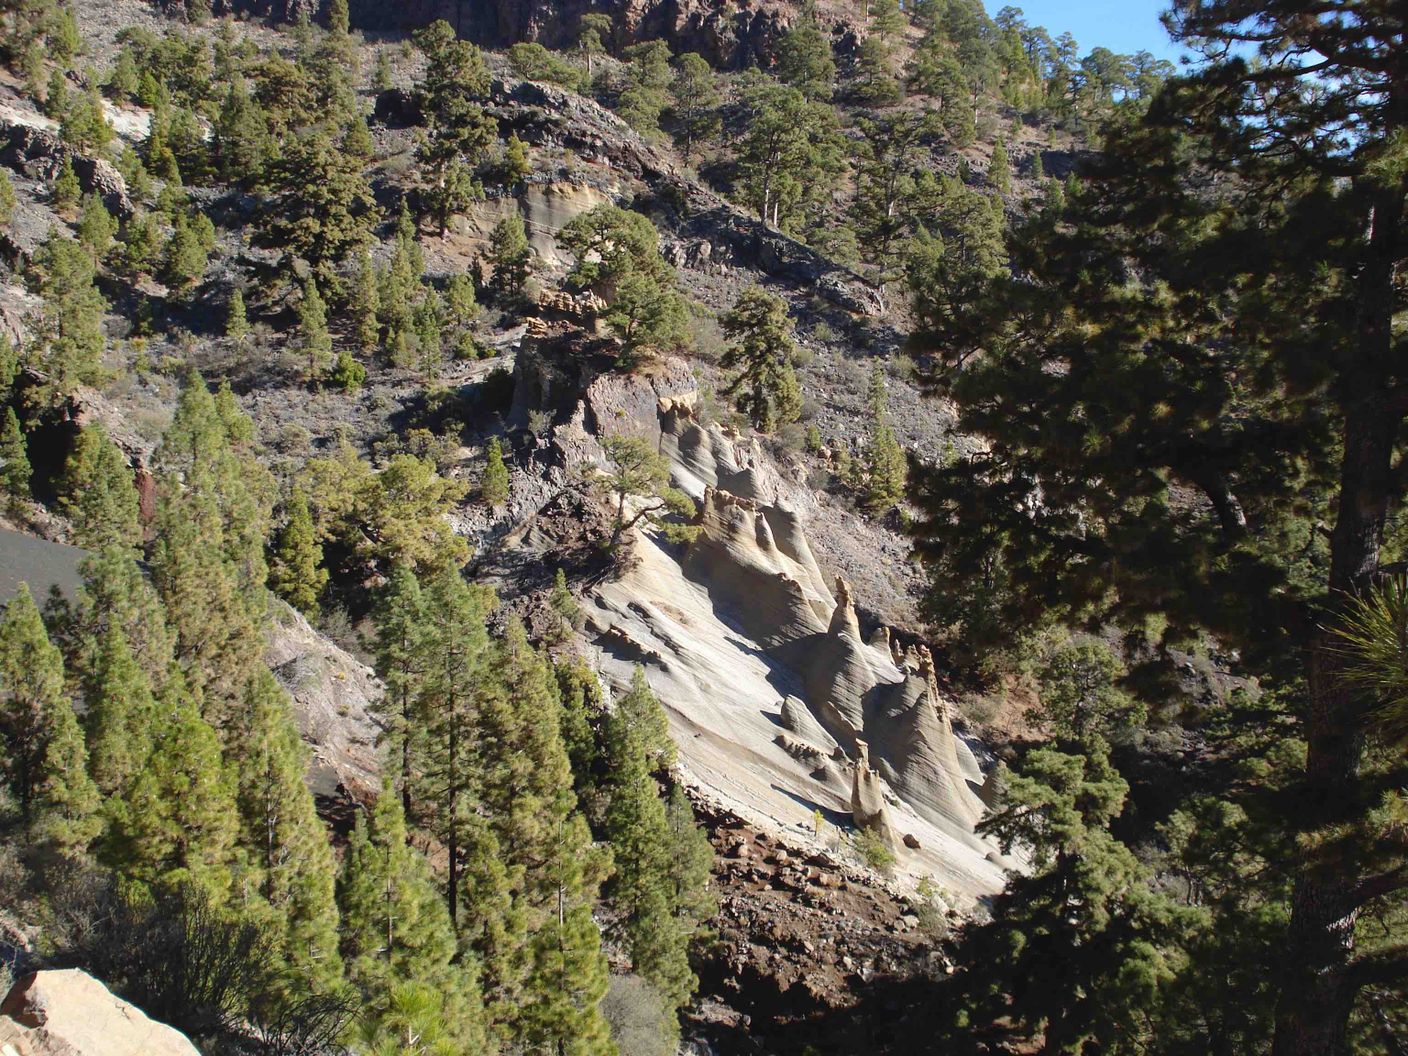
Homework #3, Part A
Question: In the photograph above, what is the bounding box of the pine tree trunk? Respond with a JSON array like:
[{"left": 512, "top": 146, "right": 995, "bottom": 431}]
[
  {"left": 1272, "top": 170, "right": 1406, "bottom": 1056},
  {"left": 446, "top": 684, "right": 460, "bottom": 929}
]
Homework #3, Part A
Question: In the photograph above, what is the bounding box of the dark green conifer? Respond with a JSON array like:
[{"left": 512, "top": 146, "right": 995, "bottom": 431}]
[
  {"left": 371, "top": 564, "right": 430, "bottom": 818},
  {"left": 111, "top": 673, "right": 241, "bottom": 898},
  {"left": 51, "top": 159, "right": 79, "bottom": 215},
  {"left": 0, "top": 585, "right": 68, "bottom": 823},
  {"left": 298, "top": 277, "right": 333, "bottom": 382},
  {"left": 60, "top": 423, "right": 141, "bottom": 552},
  {"left": 720, "top": 286, "right": 802, "bottom": 433},
  {"left": 353, "top": 251, "right": 381, "bottom": 353},
  {"left": 0, "top": 408, "right": 31, "bottom": 514},
  {"left": 0, "top": 170, "right": 15, "bottom": 228},
  {"left": 33, "top": 691, "right": 101, "bottom": 859},
  {"left": 269, "top": 491, "right": 327, "bottom": 618},
  {"left": 339, "top": 779, "right": 457, "bottom": 995},
  {"left": 480, "top": 437, "right": 509, "bottom": 507},
  {"left": 76, "top": 194, "right": 114, "bottom": 261},
  {"left": 226, "top": 287, "right": 249, "bottom": 343},
  {"left": 233, "top": 669, "right": 342, "bottom": 985},
  {"left": 82, "top": 624, "right": 156, "bottom": 799},
  {"left": 487, "top": 214, "right": 532, "bottom": 299}
]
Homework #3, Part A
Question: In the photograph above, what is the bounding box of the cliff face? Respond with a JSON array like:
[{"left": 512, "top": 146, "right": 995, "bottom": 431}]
[{"left": 207, "top": 0, "right": 802, "bottom": 67}]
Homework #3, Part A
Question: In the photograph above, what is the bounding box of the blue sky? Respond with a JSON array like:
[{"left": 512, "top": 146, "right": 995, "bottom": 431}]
[{"left": 987, "top": 0, "right": 1190, "bottom": 63}]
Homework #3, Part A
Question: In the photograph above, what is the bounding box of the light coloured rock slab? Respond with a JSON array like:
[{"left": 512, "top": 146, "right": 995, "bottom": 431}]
[
  {"left": 0, "top": 969, "right": 198, "bottom": 1056},
  {"left": 587, "top": 526, "right": 1008, "bottom": 905}
]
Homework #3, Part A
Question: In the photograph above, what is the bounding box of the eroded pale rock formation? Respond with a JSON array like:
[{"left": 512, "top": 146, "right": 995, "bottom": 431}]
[{"left": 579, "top": 388, "right": 1006, "bottom": 901}]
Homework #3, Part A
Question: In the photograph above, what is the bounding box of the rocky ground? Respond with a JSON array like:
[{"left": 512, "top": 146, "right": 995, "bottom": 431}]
[{"left": 688, "top": 799, "right": 953, "bottom": 1056}]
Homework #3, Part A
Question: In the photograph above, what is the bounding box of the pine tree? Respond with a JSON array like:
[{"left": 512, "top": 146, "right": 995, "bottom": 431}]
[
  {"left": 161, "top": 214, "right": 208, "bottom": 291},
  {"left": 944, "top": 739, "right": 1188, "bottom": 1052},
  {"left": 342, "top": 112, "right": 375, "bottom": 160},
  {"left": 418, "top": 566, "right": 493, "bottom": 929},
  {"left": 871, "top": 0, "right": 906, "bottom": 41},
  {"left": 299, "top": 277, "right": 333, "bottom": 382},
  {"left": 0, "top": 585, "right": 68, "bottom": 823},
  {"left": 33, "top": 693, "right": 101, "bottom": 859},
  {"left": 372, "top": 49, "right": 394, "bottom": 91},
  {"left": 615, "top": 666, "right": 675, "bottom": 773},
  {"left": 232, "top": 668, "right": 342, "bottom": 985},
  {"left": 328, "top": 0, "right": 350, "bottom": 36},
  {"left": 852, "top": 35, "right": 901, "bottom": 106},
  {"left": 669, "top": 53, "right": 720, "bottom": 161},
  {"left": 372, "top": 564, "right": 431, "bottom": 819},
  {"left": 151, "top": 371, "right": 274, "bottom": 724},
  {"left": 49, "top": 7, "right": 81, "bottom": 64},
  {"left": 603, "top": 704, "right": 693, "bottom": 1014},
  {"left": 664, "top": 784, "right": 716, "bottom": 944},
  {"left": 988, "top": 137, "right": 1012, "bottom": 195},
  {"left": 226, "top": 288, "right": 249, "bottom": 343},
  {"left": 775, "top": 5, "right": 836, "bottom": 100},
  {"left": 52, "top": 157, "right": 80, "bottom": 212},
  {"left": 60, "top": 422, "right": 141, "bottom": 552},
  {"left": 0, "top": 333, "right": 14, "bottom": 392},
  {"left": 76, "top": 194, "right": 114, "bottom": 261},
  {"left": 269, "top": 491, "right": 327, "bottom": 618},
  {"left": 720, "top": 286, "right": 803, "bottom": 432},
  {"left": 362, "top": 979, "right": 489, "bottom": 1056},
  {"left": 445, "top": 273, "right": 479, "bottom": 359},
  {"left": 458, "top": 810, "right": 525, "bottom": 1035},
  {"left": 330, "top": 348, "right": 366, "bottom": 392},
  {"left": 413, "top": 21, "right": 496, "bottom": 236},
  {"left": 735, "top": 78, "right": 845, "bottom": 234},
  {"left": 28, "top": 231, "right": 108, "bottom": 402},
  {"left": 117, "top": 210, "right": 160, "bottom": 277},
  {"left": 107, "top": 47, "right": 140, "bottom": 101},
  {"left": 547, "top": 567, "right": 581, "bottom": 645},
  {"left": 110, "top": 673, "right": 241, "bottom": 898},
  {"left": 257, "top": 128, "right": 377, "bottom": 283},
  {"left": 520, "top": 809, "right": 615, "bottom": 1056},
  {"left": 851, "top": 111, "right": 928, "bottom": 305},
  {"left": 618, "top": 39, "right": 673, "bottom": 136},
  {"left": 60, "top": 87, "right": 114, "bottom": 156},
  {"left": 862, "top": 364, "right": 906, "bottom": 512},
  {"left": 487, "top": 214, "right": 532, "bottom": 300},
  {"left": 577, "top": 13, "right": 612, "bottom": 74},
  {"left": 480, "top": 436, "right": 509, "bottom": 507},
  {"left": 354, "top": 251, "right": 381, "bottom": 352},
  {"left": 1033, "top": 639, "right": 1146, "bottom": 743},
  {"left": 71, "top": 546, "right": 177, "bottom": 692},
  {"left": 413, "top": 286, "right": 444, "bottom": 374},
  {"left": 0, "top": 169, "right": 15, "bottom": 228},
  {"left": 907, "top": 5, "right": 1408, "bottom": 1044},
  {"left": 0, "top": 407, "right": 31, "bottom": 514},
  {"left": 499, "top": 133, "right": 531, "bottom": 185},
  {"left": 484, "top": 619, "right": 615, "bottom": 1048},
  {"left": 556, "top": 660, "right": 604, "bottom": 799},
  {"left": 44, "top": 68, "right": 70, "bottom": 121},
  {"left": 82, "top": 624, "right": 156, "bottom": 799},
  {"left": 904, "top": 177, "right": 1007, "bottom": 356},
  {"left": 339, "top": 780, "right": 457, "bottom": 996}
]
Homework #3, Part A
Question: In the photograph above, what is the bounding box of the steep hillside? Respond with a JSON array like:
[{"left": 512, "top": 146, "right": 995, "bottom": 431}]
[{"left": 0, "top": 0, "right": 1188, "bottom": 1052}]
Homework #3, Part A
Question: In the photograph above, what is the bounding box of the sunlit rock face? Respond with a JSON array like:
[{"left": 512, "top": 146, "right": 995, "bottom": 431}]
[{"left": 584, "top": 396, "right": 1007, "bottom": 901}]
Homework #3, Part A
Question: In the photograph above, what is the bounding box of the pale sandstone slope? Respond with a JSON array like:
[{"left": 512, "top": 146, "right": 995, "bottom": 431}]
[{"left": 583, "top": 400, "right": 1010, "bottom": 906}]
